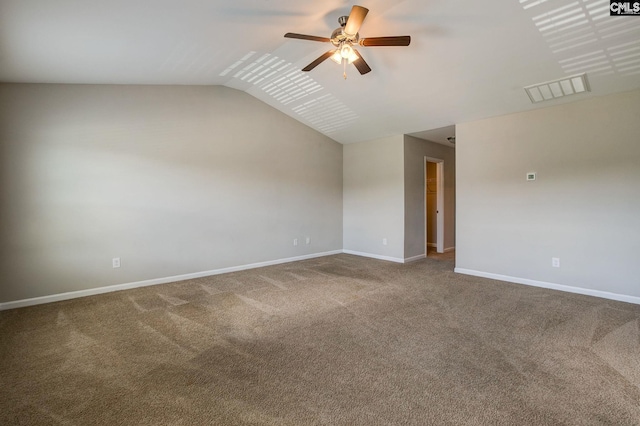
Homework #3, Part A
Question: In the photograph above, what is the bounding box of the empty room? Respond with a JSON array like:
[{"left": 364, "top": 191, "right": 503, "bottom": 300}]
[{"left": 1, "top": 1, "right": 639, "bottom": 424}]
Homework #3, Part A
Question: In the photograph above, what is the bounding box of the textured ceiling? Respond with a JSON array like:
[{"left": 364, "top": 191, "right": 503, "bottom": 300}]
[{"left": 1, "top": 0, "right": 639, "bottom": 145}]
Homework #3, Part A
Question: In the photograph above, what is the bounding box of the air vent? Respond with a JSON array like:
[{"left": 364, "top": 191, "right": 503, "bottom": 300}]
[{"left": 524, "top": 73, "right": 590, "bottom": 103}]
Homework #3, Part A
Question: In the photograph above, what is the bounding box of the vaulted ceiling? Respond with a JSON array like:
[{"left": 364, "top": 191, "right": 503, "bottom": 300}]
[{"left": 2, "top": 0, "right": 639, "bottom": 145}]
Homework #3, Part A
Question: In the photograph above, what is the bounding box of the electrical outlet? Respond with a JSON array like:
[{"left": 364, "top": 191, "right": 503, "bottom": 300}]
[
  {"left": 382, "top": 238, "right": 388, "bottom": 246},
  {"left": 112, "top": 257, "right": 121, "bottom": 268},
  {"left": 305, "top": 237, "right": 310, "bottom": 245},
  {"left": 552, "top": 257, "right": 560, "bottom": 268},
  {"left": 293, "top": 238, "right": 298, "bottom": 246}
]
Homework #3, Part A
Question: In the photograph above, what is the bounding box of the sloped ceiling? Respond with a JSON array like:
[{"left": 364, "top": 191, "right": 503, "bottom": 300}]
[{"left": 1, "top": 0, "right": 639, "bottom": 144}]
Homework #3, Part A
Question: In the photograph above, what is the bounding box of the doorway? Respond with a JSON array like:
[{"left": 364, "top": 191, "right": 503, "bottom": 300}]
[{"left": 425, "top": 157, "right": 444, "bottom": 255}]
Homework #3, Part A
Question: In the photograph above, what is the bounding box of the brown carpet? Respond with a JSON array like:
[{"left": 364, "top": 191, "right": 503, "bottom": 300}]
[
  {"left": 1, "top": 254, "right": 639, "bottom": 425},
  {"left": 427, "top": 247, "right": 455, "bottom": 261}
]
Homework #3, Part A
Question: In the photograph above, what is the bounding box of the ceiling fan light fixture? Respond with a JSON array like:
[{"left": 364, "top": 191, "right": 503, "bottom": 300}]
[
  {"left": 340, "top": 44, "right": 352, "bottom": 59},
  {"left": 329, "top": 43, "right": 359, "bottom": 65},
  {"left": 330, "top": 50, "right": 342, "bottom": 64},
  {"left": 341, "top": 44, "right": 358, "bottom": 63}
]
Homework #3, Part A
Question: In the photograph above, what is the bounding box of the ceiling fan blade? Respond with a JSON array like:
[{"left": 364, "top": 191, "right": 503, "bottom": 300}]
[
  {"left": 359, "top": 36, "right": 411, "bottom": 47},
  {"left": 284, "top": 33, "right": 331, "bottom": 43},
  {"left": 302, "top": 50, "right": 335, "bottom": 72},
  {"left": 352, "top": 49, "right": 372, "bottom": 75},
  {"left": 343, "top": 5, "right": 369, "bottom": 36}
]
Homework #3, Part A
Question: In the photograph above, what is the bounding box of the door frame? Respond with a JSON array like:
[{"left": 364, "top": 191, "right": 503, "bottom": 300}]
[{"left": 424, "top": 157, "right": 444, "bottom": 254}]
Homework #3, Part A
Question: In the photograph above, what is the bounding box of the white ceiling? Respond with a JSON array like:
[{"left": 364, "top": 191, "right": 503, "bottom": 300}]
[{"left": 2, "top": 0, "right": 639, "bottom": 144}]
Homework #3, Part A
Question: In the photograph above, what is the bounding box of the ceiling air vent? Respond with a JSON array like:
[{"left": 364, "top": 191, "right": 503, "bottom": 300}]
[{"left": 524, "top": 73, "right": 590, "bottom": 103}]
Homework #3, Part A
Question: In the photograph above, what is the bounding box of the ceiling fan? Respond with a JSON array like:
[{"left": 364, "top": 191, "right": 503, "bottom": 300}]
[{"left": 284, "top": 5, "right": 410, "bottom": 78}]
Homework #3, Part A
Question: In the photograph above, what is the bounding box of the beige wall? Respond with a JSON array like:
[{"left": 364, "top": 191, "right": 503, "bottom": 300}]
[
  {"left": 0, "top": 84, "right": 343, "bottom": 303},
  {"left": 11, "top": 83, "right": 635, "bottom": 305},
  {"left": 403, "top": 136, "right": 456, "bottom": 259},
  {"left": 343, "top": 135, "right": 405, "bottom": 261},
  {"left": 343, "top": 135, "right": 456, "bottom": 262},
  {"left": 456, "top": 89, "right": 640, "bottom": 300}
]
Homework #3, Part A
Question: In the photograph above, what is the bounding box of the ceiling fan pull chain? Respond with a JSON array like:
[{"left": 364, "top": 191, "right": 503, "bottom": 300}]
[{"left": 343, "top": 59, "right": 347, "bottom": 80}]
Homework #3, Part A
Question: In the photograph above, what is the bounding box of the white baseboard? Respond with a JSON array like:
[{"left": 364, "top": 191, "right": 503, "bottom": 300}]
[
  {"left": 342, "top": 250, "right": 426, "bottom": 264},
  {"left": 454, "top": 268, "right": 640, "bottom": 306},
  {"left": 426, "top": 245, "right": 454, "bottom": 253},
  {"left": 342, "top": 250, "right": 405, "bottom": 264},
  {"left": 0, "top": 250, "right": 343, "bottom": 311},
  {"left": 404, "top": 254, "right": 426, "bottom": 263}
]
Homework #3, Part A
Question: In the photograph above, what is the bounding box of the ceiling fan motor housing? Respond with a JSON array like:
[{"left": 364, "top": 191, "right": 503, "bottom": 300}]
[{"left": 331, "top": 17, "right": 359, "bottom": 48}]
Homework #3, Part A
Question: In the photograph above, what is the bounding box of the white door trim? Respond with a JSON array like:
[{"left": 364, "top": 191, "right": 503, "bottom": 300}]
[{"left": 425, "top": 157, "right": 445, "bottom": 253}]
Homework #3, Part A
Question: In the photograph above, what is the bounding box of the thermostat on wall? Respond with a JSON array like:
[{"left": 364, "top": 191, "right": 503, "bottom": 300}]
[{"left": 526, "top": 172, "right": 536, "bottom": 181}]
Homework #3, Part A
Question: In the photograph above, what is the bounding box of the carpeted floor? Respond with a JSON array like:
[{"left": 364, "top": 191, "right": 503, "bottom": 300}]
[
  {"left": 427, "top": 246, "right": 455, "bottom": 261},
  {"left": 1, "top": 254, "right": 639, "bottom": 425}
]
